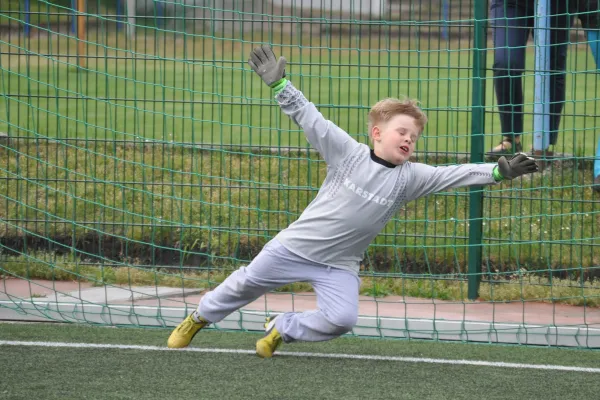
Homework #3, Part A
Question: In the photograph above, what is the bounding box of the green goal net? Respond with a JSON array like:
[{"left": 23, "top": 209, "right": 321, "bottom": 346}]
[{"left": 1, "top": 0, "right": 599, "bottom": 348}]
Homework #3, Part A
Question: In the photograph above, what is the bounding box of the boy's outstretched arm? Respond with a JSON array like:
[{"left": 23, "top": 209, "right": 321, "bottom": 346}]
[
  {"left": 406, "top": 153, "right": 539, "bottom": 201},
  {"left": 248, "top": 45, "right": 360, "bottom": 167}
]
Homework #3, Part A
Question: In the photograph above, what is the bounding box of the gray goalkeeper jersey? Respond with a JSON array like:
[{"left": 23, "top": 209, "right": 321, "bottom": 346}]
[{"left": 273, "top": 81, "right": 498, "bottom": 274}]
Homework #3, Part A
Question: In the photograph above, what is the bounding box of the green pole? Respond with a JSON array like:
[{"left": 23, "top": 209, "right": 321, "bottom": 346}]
[{"left": 468, "top": 0, "right": 488, "bottom": 300}]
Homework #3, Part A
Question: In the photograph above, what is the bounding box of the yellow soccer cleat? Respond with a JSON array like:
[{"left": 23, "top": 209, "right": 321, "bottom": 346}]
[
  {"left": 256, "top": 315, "right": 283, "bottom": 358},
  {"left": 167, "top": 314, "right": 209, "bottom": 348}
]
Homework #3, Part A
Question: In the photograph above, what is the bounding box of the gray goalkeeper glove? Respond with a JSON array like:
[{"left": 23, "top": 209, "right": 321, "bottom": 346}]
[
  {"left": 248, "top": 45, "right": 287, "bottom": 88},
  {"left": 494, "top": 153, "right": 539, "bottom": 181}
]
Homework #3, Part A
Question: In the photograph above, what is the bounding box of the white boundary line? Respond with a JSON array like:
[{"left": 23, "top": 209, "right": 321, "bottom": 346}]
[{"left": 1, "top": 340, "right": 599, "bottom": 373}]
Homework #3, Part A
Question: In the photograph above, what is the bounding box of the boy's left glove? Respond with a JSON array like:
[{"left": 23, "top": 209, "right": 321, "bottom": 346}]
[
  {"left": 495, "top": 153, "right": 539, "bottom": 180},
  {"left": 248, "top": 45, "right": 287, "bottom": 87}
]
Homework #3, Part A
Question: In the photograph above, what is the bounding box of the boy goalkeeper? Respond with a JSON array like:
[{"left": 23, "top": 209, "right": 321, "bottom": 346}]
[{"left": 167, "top": 45, "right": 539, "bottom": 358}]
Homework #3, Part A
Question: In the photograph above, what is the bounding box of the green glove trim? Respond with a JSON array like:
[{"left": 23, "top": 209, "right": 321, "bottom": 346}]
[
  {"left": 271, "top": 78, "right": 288, "bottom": 94},
  {"left": 492, "top": 165, "right": 504, "bottom": 182}
]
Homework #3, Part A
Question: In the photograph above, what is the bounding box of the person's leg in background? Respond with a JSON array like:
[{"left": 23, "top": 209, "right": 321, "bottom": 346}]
[
  {"left": 587, "top": 30, "right": 600, "bottom": 191},
  {"left": 595, "top": 135, "right": 600, "bottom": 191},
  {"left": 487, "top": 0, "right": 534, "bottom": 157},
  {"left": 540, "top": 0, "right": 571, "bottom": 159},
  {"left": 580, "top": 0, "right": 600, "bottom": 191}
]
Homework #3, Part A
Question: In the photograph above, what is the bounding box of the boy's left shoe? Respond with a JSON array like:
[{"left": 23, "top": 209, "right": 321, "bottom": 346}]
[{"left": 256, "top": 315, "right": 283, "bottom": 358}]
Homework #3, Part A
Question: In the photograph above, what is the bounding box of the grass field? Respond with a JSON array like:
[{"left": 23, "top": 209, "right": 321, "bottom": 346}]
[
  {"left": 2, "top": 138, "right": 599, "bottom": 277},
  {"left": 2, "top": 32, "right": 600, "bottom": 156},
  {"left": 1, "top": 17, "right": 600, "bottom": 303},
  {"left": 1, "top": 322, "right": 599, "bottom": 399}
]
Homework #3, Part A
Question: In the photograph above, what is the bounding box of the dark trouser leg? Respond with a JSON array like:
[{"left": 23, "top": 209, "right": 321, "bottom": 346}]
[
  {"left": 548, "top": 0, "right": 570, "bottom": 145},
  {"left": 491, "top": 0, "right": 533, "bottom": 144}
]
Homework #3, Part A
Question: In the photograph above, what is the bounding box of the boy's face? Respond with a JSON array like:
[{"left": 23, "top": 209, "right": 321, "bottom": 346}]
[{"left": 371, "top": 114, "right": 420, "bottom": 165}]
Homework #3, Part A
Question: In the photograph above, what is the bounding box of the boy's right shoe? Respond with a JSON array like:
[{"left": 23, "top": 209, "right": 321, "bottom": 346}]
[
  {"left": 256, "top": 315, "right": 283, "bottom": 358},
  {"left": 167, "top": 314, "right": 209, "bottom": 348}
]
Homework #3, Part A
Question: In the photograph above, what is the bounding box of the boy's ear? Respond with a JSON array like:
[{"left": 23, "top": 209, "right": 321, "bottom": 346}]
[{"left": 371, "top": 125, "right": 381, "bottom": 141}]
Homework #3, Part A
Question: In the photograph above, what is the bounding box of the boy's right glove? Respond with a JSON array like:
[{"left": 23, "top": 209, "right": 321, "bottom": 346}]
[
  {"left": 495, "top": 153, "right": 539, "bottom": 180},
  {"left": 248, "top": 45, "right": 287, "bottom": 88}
]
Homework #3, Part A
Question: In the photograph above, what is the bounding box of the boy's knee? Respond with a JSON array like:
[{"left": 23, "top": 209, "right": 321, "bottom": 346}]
[{"left": 324, "top": 309, "right": 358, "bottom": 335}]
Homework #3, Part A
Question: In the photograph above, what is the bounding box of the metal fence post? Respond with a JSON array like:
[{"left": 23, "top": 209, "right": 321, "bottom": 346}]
[{"left": 468, "top": 0, "right": 489, "bottom": 300}]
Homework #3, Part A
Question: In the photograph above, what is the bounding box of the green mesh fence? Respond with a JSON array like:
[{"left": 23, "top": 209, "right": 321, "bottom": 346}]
[{"left": 0, "top": 0, "right": 599, "bottom": 348}]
